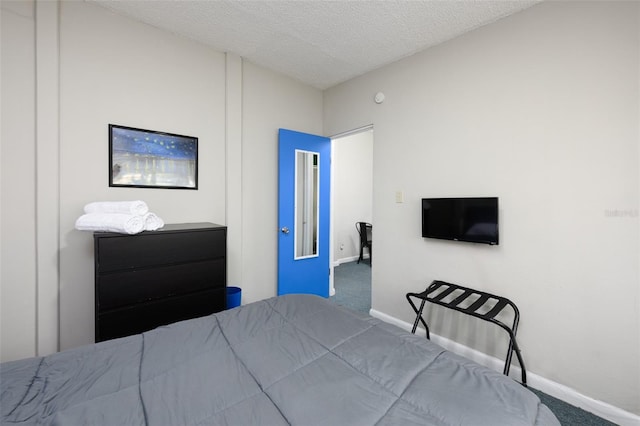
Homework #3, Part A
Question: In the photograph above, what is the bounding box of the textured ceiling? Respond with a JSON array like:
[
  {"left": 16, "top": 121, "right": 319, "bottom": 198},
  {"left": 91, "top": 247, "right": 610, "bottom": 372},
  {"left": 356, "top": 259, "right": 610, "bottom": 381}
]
[{"left": 90, "top": 0, "right": 541, "bottom": 90}]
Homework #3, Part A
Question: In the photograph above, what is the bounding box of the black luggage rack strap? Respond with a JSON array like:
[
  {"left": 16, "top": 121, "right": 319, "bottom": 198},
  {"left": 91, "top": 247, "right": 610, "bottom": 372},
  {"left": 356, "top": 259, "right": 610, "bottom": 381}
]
[{"left": 406, "top": 280, "right": 527, "bottom": 386}]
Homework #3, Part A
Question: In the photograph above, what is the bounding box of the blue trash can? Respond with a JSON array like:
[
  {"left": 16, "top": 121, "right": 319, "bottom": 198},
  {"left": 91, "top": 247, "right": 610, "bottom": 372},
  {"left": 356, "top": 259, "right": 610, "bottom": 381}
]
[{"left": 226, "top": 286, "right": 242, "bottom": 309}]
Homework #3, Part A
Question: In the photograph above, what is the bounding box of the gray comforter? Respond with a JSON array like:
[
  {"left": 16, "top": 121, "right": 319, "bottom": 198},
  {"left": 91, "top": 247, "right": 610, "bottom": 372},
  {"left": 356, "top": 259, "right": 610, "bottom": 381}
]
[{"left": 1, "top": 294, "right": 559, "bottom": 425}]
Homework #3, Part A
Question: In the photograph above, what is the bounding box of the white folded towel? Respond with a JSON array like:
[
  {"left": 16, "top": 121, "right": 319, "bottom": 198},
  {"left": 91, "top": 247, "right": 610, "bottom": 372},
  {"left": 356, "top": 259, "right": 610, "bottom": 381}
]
[
  {"left": 84, "top": 200, "right": 149, "bottom": 216},
  {"left": 143, "top": 212, "right": 165, "bottom": 231},
  {"left": 75, "top": 213, "right": 145, "bottom": 235}
]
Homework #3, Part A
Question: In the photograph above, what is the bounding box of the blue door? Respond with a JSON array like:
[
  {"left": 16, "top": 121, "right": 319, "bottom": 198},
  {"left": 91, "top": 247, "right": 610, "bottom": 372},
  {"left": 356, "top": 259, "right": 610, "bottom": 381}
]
[{"left": 278, "top": 129, "right": 331, "bottom": 297}]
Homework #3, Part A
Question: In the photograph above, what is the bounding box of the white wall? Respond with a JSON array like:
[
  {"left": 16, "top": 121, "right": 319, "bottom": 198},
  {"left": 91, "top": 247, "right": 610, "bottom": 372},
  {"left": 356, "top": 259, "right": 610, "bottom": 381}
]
[
  {"left": 332, "top": 130, "right": 373, "bottom": 263},
  {"left": 0, "top": 0, "right": 322, "bottom": 359},
  {"left": 1, "top": 1, "right": 37, "bottom": 362},
  {"left": 240, "top": 61, "right": 323, "bottom": 303},
  {"left": 324, "top": 0, "right": 639, "bottom": 416},
  {"left": 58, "top": 1, "right": 227, "bottom": 350}
]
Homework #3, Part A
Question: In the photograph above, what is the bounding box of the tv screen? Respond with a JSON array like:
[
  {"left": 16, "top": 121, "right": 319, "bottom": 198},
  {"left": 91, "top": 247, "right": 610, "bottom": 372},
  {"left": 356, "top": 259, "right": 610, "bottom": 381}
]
[{"left": 422, "top": 197, "right": 499, "bottom": 245}]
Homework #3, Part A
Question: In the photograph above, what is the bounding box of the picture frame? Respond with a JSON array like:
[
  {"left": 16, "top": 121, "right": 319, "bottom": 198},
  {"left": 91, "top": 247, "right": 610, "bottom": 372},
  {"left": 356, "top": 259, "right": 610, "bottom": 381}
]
[{"left": 109, "top": 124, "right": 198, "bottom": 190}]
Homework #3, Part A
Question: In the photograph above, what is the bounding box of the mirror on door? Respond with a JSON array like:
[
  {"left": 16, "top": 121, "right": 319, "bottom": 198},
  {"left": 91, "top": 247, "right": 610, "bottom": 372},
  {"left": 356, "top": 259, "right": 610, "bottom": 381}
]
[{"left": 295, "top": 150, "right": 319, "bottom": 259}]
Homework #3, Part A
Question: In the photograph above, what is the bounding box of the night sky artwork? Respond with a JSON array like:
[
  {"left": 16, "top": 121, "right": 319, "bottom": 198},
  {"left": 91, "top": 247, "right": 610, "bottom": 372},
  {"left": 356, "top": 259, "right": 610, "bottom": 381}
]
[{"left": 109, "top": 124, "right": 198, "bottom": 189}]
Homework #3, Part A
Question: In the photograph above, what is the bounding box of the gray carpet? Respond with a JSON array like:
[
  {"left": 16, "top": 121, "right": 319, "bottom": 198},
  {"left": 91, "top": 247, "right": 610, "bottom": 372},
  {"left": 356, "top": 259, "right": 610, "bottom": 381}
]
[
  {"left": 329, "top": 259, "right": 371, "bottom": 314},
  {"left": 330, "top": 261, "right": 617, "bottom": 426}
]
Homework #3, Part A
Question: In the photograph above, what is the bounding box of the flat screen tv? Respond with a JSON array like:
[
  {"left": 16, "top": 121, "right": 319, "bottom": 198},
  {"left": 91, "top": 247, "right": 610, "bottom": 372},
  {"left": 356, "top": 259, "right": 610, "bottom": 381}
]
[{"left": 421, "top": 197, "right": 499, "bottom": 245}]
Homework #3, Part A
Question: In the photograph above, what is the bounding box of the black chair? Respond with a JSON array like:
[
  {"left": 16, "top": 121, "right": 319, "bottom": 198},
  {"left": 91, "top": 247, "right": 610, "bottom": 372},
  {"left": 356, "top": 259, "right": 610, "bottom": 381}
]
[{"left": 356, "top": 222, "right": 372, "bottom": 265}]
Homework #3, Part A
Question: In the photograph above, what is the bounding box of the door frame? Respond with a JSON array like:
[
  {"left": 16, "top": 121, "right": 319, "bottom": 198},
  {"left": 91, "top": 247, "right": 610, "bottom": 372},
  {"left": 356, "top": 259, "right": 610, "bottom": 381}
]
[{"left": 329, "top": 124, "right": 374, "bottom": 296}]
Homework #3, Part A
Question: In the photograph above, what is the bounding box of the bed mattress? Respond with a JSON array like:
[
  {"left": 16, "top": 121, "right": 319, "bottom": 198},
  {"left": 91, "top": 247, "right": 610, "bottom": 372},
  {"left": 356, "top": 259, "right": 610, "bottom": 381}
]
[{"left": 1, "top": 294, "right": 559, "bottom": 425}]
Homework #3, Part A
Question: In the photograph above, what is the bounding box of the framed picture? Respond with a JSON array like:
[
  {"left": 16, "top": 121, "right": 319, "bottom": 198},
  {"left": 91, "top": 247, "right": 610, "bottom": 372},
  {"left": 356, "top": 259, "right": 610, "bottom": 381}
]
[{"left": 109, "top": 124, "right": 198, "bottom": 190}]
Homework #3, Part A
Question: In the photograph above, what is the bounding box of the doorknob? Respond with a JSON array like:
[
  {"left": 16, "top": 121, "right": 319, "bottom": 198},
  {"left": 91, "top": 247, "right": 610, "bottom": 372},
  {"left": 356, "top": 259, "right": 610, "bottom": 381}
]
[{"left": 281, "top": 227, "right": 290, "bottom": 234}]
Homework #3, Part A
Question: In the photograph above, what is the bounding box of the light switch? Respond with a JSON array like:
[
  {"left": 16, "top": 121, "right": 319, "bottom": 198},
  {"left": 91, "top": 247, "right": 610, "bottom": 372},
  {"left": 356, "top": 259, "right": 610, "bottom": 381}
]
[{"left": 395, "top": 191, "right": 404, "bottom": 203}]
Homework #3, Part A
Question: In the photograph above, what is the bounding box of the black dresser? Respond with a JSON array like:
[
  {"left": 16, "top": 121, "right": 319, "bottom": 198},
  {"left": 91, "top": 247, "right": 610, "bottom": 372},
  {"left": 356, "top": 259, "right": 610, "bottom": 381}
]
[{"left": 94, "top": 222, "right": 227, "bottom": 342}]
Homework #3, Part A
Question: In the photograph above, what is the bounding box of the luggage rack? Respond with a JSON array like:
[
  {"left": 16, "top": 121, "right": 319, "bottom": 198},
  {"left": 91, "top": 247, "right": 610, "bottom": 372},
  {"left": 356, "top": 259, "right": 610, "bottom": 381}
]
[{"left": 406, "top": 280, "right": 527, "bottom": 386}]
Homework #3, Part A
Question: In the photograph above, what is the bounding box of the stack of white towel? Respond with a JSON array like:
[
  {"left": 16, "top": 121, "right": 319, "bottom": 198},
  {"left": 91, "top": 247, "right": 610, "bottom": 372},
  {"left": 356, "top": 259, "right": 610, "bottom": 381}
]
[{"left": 75, "top": 200, "right": 164, "bottom": 235}]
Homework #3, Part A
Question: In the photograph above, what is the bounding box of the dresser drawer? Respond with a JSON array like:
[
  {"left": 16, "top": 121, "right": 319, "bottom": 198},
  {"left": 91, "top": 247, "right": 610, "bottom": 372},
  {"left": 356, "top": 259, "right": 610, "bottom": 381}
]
[
  {"left": 96, "top": 288, "right": 226, "bottom": 342},
  {"left": 96, "top": 229, "right": 225, "bottom": 272},
  {"left": 97, "top": 258, "right": 225, "bottom": 310}
]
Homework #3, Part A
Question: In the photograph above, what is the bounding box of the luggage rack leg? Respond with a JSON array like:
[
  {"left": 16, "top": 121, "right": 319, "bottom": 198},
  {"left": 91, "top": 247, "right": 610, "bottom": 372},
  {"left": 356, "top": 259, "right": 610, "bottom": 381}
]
[
  {"left": 407, "top": 281, "right": 528, "bottom": 386},
  {"left": 406, "top": 296, "right": 430, "bottom": 339}
]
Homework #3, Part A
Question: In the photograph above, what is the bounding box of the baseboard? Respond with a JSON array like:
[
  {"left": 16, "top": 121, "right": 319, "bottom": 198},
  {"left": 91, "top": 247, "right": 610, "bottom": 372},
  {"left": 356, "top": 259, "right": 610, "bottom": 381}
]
[
  {"left": 333, "top": 255, "right": 368, "bottom": 267},
  {"left": 369, "top": 309, "right": 640, "bottom": 426}
]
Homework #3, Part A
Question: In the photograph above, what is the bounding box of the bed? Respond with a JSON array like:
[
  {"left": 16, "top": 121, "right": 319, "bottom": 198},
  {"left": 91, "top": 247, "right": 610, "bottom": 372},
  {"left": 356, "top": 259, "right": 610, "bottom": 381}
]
[{"left": 1, "top": 294, "right": 559, "bottom": 425}]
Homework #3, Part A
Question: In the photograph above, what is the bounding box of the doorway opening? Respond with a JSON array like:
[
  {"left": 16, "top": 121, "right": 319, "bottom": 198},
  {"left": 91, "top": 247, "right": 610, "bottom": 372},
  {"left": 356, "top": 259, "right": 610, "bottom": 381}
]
[{"left": 329, "top": 126, "right": 373, "bottom": 313}]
